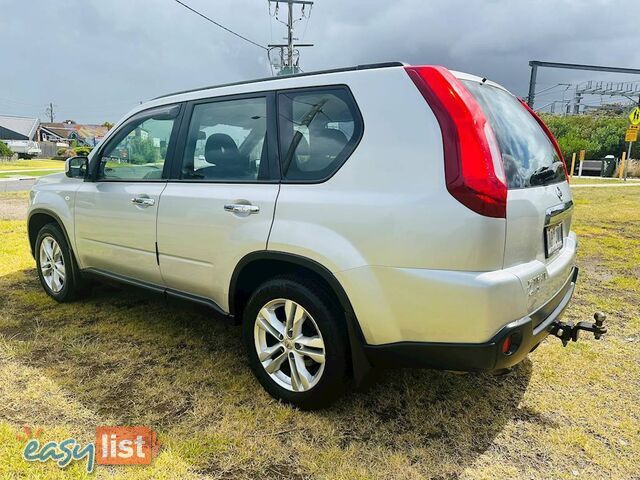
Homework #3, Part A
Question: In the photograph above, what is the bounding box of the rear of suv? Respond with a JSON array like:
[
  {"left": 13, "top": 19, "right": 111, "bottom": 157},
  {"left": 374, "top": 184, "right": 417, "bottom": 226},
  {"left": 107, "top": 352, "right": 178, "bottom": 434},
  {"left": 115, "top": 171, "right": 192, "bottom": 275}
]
[{"left": 28, "top": 62, "right": 591, "bottom": 409}]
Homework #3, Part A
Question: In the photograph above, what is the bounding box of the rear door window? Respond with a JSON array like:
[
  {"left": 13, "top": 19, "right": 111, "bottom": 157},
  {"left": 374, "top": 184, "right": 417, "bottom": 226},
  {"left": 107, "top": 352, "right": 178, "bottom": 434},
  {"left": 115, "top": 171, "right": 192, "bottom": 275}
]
[
  {"left": 463, "top": 81, "right": 565, "bottom": 189},
  {"left": 277, "top": 87, "right": 362, "bottom": 182},
  {"left": 179, "top": 96, "right": 269, "bottom": 182}
]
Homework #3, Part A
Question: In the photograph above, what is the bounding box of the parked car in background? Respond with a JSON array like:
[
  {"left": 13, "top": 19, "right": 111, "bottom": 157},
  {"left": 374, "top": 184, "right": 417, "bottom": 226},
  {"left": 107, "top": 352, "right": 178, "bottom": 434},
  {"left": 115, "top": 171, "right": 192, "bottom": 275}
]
[{"left": 28, "top": 62, "right": 601, "bottom": 409}]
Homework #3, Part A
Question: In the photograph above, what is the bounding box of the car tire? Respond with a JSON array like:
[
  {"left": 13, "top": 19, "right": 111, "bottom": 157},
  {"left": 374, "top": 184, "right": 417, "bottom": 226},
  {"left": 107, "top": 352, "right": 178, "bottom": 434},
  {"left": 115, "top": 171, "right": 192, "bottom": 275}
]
[
  {"left": 242, "top": 275, "right": 349, "bottom": 410},
  {"left": 35, "top": 223, "right": 91, "bottom": 302}
]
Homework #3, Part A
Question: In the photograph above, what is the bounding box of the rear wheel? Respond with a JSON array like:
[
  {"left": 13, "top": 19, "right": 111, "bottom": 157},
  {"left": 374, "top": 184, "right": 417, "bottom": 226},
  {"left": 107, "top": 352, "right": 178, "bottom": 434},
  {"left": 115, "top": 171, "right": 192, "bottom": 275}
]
[
  {"left": 35, "top": 223, "right": 90, "bottom": 302},
  {"left": 242, "top": 276, "right": 349, "bottom": 409}
]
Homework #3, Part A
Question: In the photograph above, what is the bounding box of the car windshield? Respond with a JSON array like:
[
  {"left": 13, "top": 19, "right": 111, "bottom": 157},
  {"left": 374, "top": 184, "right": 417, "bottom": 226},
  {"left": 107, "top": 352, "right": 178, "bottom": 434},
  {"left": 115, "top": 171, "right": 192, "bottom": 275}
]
[{"left": 463, "top": 80, "right": 565, "bottom": 189}]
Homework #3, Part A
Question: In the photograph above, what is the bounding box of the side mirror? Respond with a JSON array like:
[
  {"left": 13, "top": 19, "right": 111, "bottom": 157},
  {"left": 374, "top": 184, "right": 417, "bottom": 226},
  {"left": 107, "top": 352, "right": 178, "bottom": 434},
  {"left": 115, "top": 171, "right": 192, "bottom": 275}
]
[{"left": 65, "top": 156, "right": 89, "bottom": 179}]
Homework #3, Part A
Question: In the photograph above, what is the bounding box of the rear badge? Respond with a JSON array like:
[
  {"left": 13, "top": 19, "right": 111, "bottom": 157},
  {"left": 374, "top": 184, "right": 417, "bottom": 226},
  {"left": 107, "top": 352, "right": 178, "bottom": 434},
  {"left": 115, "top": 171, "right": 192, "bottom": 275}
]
[
  {"left": 527, "top": 272, "right": 548, "bottom": 297},
  {"left": 556, "top": 186, "right": 563, "bottom": 201}
]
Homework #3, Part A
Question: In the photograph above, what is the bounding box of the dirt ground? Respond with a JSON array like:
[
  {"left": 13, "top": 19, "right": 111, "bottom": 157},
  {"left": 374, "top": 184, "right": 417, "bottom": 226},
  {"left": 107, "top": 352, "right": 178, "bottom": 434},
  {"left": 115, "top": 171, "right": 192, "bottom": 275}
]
[{"left": 0, "top": 192, "right": 28, "bottom": 220}]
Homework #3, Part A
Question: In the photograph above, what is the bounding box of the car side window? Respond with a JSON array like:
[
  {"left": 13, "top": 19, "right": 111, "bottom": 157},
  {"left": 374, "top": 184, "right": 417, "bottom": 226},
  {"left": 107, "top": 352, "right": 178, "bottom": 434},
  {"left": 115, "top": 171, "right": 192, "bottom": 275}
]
[
  {"left": 98, "top": 110, "right": 178, "bottom": 181},
  {"left": 180, "top": 96, "right": 268, "bottom": 182},
  {"left": 278, "top": 87, "right": 361, "bottom": 181}
]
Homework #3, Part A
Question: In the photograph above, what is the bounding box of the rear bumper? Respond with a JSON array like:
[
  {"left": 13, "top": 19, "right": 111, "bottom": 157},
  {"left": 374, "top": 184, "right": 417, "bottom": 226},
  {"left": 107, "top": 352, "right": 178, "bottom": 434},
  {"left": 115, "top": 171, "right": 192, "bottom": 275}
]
[{"left": 362, "top": 266, "right": 578, "bottom": 371}]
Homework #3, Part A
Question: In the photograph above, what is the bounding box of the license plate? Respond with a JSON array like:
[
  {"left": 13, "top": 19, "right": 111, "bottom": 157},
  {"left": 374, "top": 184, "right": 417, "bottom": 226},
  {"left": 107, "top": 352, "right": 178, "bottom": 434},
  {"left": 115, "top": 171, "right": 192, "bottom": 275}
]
[{"left": 545, "top": 222, "right": 564, "bottom": 258}]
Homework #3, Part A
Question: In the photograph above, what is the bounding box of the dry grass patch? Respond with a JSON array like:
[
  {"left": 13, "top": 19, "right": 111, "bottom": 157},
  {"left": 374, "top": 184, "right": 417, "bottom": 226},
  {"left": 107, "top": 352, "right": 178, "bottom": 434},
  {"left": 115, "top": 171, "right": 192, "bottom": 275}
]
[
  {"left": 0, "top": 159, "right": 63, "bottom": 171},
  {"left": 570, "top": 176, "right": 640, "bottom": 185},
  {"left": 0, "top": 191, "right": 29, "bottom": 221},
  {"left": 0, "top": 187, "right": 638, "bottom": 479}
]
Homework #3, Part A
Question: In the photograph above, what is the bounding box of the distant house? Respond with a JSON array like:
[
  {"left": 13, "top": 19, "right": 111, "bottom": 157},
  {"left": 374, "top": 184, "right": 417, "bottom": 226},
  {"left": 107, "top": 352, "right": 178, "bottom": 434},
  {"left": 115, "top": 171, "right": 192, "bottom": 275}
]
[
  {"left": 0, "top": 114, "right": 40, "bottom": 141},
  {"left": 39, "top": 120, "right": 110, "bottom": 147}
]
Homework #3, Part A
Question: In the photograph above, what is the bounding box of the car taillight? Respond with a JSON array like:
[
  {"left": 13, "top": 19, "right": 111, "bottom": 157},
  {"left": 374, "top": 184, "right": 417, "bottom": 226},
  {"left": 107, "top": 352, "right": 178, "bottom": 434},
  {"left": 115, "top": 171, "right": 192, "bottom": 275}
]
[
  {"left": 405, "top": 65, "right": 507, "bottom": 219},
  {"left": 519, "top": 99, "right": 569, "bottom": 181}
]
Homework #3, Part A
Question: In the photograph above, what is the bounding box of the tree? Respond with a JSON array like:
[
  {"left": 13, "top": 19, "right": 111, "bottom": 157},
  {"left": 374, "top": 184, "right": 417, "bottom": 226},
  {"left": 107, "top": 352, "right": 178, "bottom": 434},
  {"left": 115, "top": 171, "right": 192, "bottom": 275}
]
[
  {"left": 0, "top": 141, "right": 13, "bottom": 158},
  {"left": 540, "top": 114, "right": 639, "bottom": 160},
  {"left": 128, "top": 135, "right": 159, "bottom": 164},
  {"left": 102, "top": 121, "right": 114, "bottom": 129}
]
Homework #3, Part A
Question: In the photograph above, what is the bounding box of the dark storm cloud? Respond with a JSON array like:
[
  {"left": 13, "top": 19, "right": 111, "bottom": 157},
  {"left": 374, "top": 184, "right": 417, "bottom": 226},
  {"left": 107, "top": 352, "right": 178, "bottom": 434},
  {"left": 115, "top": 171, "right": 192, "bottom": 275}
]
[{"left": 1, "top": 0, "right": 638, "bottom": 122}]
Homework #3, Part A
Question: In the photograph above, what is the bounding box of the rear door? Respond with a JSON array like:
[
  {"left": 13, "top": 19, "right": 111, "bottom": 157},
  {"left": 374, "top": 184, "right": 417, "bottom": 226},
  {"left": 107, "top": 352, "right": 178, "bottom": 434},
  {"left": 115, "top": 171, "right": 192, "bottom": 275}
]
[
  {"left": 75, "top": 104, "right": 182, "bottom": 286},
  {"left": 156, "top": 93, "right": 280, "bottom": 309},
  {"left": 462, "top": 79, "right": 574, "bottom": 311}
]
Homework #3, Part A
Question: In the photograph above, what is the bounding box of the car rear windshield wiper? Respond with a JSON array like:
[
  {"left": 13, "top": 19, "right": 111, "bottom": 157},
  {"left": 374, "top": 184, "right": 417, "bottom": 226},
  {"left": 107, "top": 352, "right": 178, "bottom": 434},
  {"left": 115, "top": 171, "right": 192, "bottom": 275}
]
[{"left": 529, "top": 161, "right": 563, "bottom": 186}]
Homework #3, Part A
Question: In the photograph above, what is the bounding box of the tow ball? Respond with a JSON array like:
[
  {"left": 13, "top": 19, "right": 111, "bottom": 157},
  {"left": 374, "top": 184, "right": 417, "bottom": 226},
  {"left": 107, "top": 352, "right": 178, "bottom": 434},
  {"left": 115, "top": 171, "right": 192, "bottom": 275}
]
[{"left": 550, "top": 312, "right": 607, "bottom": 347}]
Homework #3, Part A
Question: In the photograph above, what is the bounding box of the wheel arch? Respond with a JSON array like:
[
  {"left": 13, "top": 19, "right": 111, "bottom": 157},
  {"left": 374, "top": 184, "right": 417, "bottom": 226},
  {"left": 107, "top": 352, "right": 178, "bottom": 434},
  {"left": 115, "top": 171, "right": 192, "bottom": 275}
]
[
  {"left": 229, "top": 251, "right": 373, "bottom": 384},
  {"left": 28, "top": 209, "right": 73, "bottom": 258},
  {"left": 229, "top": 251, "right": 354, "bottom": 321}
]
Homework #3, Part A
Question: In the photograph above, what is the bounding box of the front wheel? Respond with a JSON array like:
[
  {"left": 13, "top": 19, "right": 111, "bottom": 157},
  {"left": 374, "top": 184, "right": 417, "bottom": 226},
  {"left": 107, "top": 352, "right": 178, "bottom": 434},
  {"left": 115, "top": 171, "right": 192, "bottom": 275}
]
[
  {"left": 35, "top": 223, "right": 90, "bottom": 302},
  {"left": 242, "top": 276, "right": 349, "bottom": 409}
]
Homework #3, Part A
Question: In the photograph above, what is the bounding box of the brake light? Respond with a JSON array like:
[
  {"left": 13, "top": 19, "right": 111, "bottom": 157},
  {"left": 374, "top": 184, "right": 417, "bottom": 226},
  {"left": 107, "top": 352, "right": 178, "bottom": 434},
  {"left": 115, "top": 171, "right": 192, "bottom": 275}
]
[
  {"left": 405, "top": 66, "right": 507, "bottom": 218},
  {"left": 519, "top": 99, "right": 569, "bottom": 181}
]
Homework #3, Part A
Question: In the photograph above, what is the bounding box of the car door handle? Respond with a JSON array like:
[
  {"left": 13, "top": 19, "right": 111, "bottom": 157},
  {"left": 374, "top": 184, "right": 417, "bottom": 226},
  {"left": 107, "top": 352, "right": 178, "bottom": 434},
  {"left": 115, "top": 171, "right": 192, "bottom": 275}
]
[
  {"left": 131, "top": 196, "right": 155, "bottom": 207},
  {"left": 224, "top": 203, "right": 260, "bottom": 215}
]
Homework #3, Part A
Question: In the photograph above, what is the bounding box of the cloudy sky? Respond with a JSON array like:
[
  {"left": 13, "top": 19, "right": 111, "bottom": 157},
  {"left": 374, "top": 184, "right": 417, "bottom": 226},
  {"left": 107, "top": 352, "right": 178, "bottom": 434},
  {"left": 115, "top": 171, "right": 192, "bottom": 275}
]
[{"left": 1, "top": 0, "right": 639, "bottom": 123}]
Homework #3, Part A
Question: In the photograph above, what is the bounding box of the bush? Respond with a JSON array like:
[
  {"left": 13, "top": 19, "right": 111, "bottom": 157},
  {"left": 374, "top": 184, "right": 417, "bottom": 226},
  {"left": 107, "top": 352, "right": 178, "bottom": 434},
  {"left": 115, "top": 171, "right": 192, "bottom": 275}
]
[
  {"left": 0, "top": 141, "right": 13, "bottom": 158},
  {"left": 540, "top": 114, "right": 640, "bottom": 160},
  {"left": 74, "top": 146, "right": 92, "bottom": 157}
]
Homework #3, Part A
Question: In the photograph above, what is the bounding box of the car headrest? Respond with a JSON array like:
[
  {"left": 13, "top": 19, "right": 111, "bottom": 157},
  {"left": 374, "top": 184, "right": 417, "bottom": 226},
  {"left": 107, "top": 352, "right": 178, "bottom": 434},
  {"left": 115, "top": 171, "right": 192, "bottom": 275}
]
[
  {"left": 317, "top": 128, "right": 348, "bottom": 146},
  {"left": 300, "top": 128, "right": 348, "bottom": 172},
  {"left": 204, "top": 133, "right": 240, "bottom": 169}
]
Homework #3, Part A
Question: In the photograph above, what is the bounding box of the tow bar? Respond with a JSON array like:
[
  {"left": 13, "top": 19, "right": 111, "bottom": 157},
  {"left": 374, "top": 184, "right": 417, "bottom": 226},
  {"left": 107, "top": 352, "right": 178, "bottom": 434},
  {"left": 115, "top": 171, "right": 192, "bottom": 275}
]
[{"left": 550, "top": 312, "right": 607, "bottom": 347}]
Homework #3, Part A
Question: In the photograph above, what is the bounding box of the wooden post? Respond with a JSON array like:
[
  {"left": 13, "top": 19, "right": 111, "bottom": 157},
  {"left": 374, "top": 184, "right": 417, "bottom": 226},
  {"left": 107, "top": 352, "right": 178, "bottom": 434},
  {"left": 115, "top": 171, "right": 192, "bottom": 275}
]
[
  {"left": 624, "top": 141, "right": 633, "bottom": 181},
  {"left": 578, "top": 150, "right": 585, "bottom": 177},
  {"left": 619, "top": 151, "right": 626, "bottom": 179},
  {"left": 569, "top": 152, "right": 576, "bottom": 179}
]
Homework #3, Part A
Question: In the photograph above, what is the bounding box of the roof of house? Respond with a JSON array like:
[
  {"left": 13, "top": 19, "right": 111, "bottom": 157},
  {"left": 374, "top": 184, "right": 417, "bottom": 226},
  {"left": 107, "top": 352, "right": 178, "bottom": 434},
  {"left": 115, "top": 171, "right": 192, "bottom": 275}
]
[
  {"left": 0, "top": 114, "right": 40, "bottom": 140},
  {"left": 40, "top": 122, "right": 110, "bottom": 140}
]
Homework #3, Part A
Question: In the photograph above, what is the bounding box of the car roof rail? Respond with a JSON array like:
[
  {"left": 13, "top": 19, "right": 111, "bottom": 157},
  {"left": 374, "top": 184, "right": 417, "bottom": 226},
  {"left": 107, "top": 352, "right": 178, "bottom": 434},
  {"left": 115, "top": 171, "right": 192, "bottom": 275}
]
[{"left": 152, "top": 61, "right": 406, "bottom": 100}]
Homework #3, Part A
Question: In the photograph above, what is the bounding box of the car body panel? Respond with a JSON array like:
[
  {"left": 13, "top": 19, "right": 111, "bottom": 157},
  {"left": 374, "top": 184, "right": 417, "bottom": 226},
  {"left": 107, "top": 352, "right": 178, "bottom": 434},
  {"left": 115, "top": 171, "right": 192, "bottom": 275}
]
[
  {"left": 268, "top": 68, "right": 506, "bottom": 273},
  {"left": 337, "top": 232, "right": 576, "bottom": 345},
  {"left": 74, "top": 182, "right": 167, "bottom": 285},
  {"left": 156, "top": 183, "right": 279, "bottom": 309},
  {"left": 28, "top": 173, "right": 82, "bottom": 252}
]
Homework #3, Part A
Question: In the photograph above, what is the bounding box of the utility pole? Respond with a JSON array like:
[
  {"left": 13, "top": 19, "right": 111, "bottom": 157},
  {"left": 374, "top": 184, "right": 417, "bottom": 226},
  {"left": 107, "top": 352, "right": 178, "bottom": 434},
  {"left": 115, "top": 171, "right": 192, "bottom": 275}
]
[
  {"left": 45, "top": 102, "right": 55, "bottom": 123},
  {"left": 268, "top": 0, "right": 313, "bottom": 75}
]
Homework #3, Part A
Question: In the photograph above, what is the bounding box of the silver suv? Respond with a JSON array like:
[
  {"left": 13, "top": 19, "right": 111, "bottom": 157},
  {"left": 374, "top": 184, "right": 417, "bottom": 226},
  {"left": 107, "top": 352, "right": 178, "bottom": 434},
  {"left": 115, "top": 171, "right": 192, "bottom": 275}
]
[{"left": 28, "top": 62, "right": 582, "bottom": 409}]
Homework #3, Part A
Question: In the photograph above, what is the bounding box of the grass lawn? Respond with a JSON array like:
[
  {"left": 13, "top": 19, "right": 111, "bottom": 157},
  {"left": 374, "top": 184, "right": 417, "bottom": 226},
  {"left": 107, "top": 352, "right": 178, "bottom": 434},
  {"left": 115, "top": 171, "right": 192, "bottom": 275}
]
[
  {"left": 0, "top": 159, "right": 64, "bottom": 171},
  {"left": 570, "top": 176, "right": 640, "bottom": 185},
  {"left": 0, "top": 189, "right": 638, "bottom": 479},
  {"left": 0, "top": 170, "right": 62, "bottom": 179}
]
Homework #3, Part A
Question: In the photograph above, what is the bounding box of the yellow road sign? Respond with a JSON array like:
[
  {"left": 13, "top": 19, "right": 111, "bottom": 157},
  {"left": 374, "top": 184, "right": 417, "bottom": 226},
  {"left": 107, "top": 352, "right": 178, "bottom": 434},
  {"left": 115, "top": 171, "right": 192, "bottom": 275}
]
[
  {"left": 579, "top": 150, "right": 586, "bottom": 161},
  {"left": 625, "top": 129, "right": 638, "bottom": 142},
  {"left": 630, "top": 107, "right": 640, "bottom": 125},
  {"left": 629, "top": 124, "right": 640, "bottom": 131}
]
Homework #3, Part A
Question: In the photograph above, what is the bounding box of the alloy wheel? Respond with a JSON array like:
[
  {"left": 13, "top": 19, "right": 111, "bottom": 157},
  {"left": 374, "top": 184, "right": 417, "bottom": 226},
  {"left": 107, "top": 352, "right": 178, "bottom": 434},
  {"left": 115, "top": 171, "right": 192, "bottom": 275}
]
[
  {"left": 254, "top": 298, "right": 326, "bottom": 392},
  {"left": 39, "top": 236, "right": 65, "bottom": 293}
]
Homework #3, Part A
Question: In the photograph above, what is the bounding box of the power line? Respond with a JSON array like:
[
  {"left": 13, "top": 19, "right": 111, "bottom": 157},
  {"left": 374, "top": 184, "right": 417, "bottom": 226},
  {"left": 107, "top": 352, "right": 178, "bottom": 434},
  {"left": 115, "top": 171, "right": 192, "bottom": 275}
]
[
  {"left": 172, "top": 0, "right": 267, "bottom": 51},
  {"left": 534, "top": 83, "right": 571, "bottom": 96}
]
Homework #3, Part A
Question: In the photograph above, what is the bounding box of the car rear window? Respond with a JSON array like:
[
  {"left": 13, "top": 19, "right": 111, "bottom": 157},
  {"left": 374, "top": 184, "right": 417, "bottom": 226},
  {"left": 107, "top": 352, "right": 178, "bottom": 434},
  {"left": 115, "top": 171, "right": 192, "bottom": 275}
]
[
  {"left": 463, "top": 80, "right": 565, "bottom": 189},
  {"left": 277, "top": 87, "right": 362, "bottom": 182}
]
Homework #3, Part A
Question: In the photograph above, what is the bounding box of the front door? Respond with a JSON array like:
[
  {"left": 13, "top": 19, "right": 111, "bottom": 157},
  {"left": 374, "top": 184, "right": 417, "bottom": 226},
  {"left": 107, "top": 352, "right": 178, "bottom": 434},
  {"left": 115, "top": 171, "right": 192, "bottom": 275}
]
[
  {"left": 157, "top": 94, "right": 280, "bottom": 310},
  {"left": 74, "top": 104, "right": 182, "bottom": 286}
]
